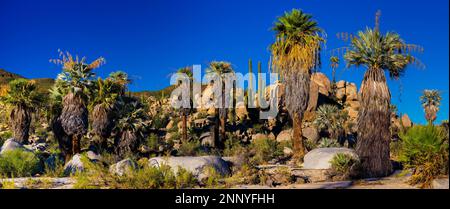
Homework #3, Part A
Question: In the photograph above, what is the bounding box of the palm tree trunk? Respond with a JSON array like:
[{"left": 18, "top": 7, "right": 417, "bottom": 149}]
[
  {"left": 356, "top": 68, "right": 392, "bottom": 178},
  {"left": 220, "top": 82, "right": 227, "bottom": 144},
  {"left": 292, "top": 113, "right": 305, "bottom": 161},
  {"left": 10, "top": 105, "right": 31, "bottom": 144},
  {"left": 214, "top": 107, "right": 220, "bottom": 148},
  {"left": 182, "top": 112, "right": 188, "bottom": 143},
  {"left": 72, "top": 134, "right": 81, "bottom": 154}
]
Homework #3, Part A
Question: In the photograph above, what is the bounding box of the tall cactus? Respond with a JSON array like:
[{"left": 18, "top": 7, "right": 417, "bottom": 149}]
[{"left": 257, "top": 61, "right": 262, "bottom": 108}]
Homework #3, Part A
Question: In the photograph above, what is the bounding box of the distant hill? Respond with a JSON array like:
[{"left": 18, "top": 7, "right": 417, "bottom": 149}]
[
  {"left": 0, "top": 68, "right": 55, "bottom": 94},
  {"left": 0, "top": 68, "right": 24, "bottom": 84}
]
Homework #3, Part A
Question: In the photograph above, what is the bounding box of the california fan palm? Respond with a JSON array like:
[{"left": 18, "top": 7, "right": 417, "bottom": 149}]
[
  {"left": 176, "top": 67, "right": 193, "bottom": 143},
  {"left": 50, "top": 51, "right": 105, "bottom": 158},
  {"left": 271, "top": 9, "right": 324, "bottom": 161},
  {"left": 114, "top": 97, "right": 149, "bottom": 158},
  {"left": 344, "top": 28, "right": 421, "bottom": 177},
  {"left": 1, "top": 79, "right": 43, "bottom": 144},
  {"left": 420, "top": 89, "right": 442, "bottom": 125},
  {"left": 90, "top": 71, "right": 130, "bottom": 151},
  {"left": 207, "top": 61, "right": 234, "bottom": 147}
]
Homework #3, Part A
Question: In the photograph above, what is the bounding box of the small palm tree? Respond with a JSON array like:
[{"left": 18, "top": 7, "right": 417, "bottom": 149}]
[
  {"left": 1, "top": 79, "right": 44, "bottom": 144},
  {"left": 50, "top": 51, "right": 105, "bottom": 158},
  {"left": 420, "top": 90, "right": 442, "bottom": 125},
  {"left": 90, "top": 71, "right": 130, "bottom": 150},
  {"left": 313, "top": 104, "right": 348, "bottom": 141},
  {"left": 271, "top": 9, "right": 324, "bottom": 162},
  {"left": 344, "top": 27, "right": 420, "bottom": 177},
  {"left": 330, "top": 56, "right": 339, "bottom": 97},
  {"left": 176, "top": 67, "right": 193, "bottom": 143},
  {"left": 206, "top": 61, "right": 234, "bottom": 147},
  {"left": 114, "top": 97, "right": 149, "bottom": 158}
]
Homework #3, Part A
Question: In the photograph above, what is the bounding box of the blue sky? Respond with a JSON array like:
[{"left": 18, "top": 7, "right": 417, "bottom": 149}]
[{"left": 0, "top": 0, "right": 448, "bottom": 124}]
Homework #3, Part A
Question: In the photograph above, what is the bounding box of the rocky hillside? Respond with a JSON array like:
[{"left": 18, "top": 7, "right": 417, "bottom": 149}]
[{"left": 0, "top": 69, "right": 55, "bottom": 94}]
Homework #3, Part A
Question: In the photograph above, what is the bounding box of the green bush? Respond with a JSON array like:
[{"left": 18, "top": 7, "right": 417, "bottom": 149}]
[
  {"left": 0, "top": 130, "right": 13, "bottom": 147},
  {"left": 249, "top": 138, "right": 282, "bottom": 165},
  {"left": 223, "top": 134, "right": 246, "bottom": 157},
  {"left": 318, "top": 137, "right": 340, "bottom": 148},
  {"left": 73, "top": 158, "right": 198, "bottom": 189},
  {"left": 399, "top": 125, "right": 449, "bottom": 188},
  {"left": 0, "top": 149, "right": 41, "bottom": 177},
  {"left": 146, "top": 133, "right": 160, "bottom": 151},
  {"left": 329, "top": 153, "right": 359, "bottom": 178},
  {"left": 177, "top": 139, "right": 204, "bottom": 156}
]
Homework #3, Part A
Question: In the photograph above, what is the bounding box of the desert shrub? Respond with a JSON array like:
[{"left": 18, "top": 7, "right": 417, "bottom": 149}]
[
  {"left": 177, "top": 139, "right": 203, "bottom": 156},
  {"left": 0, "top": 130, "right": 13, "bottom": 147},
  {"left": 23, "top": 178, "right": 53, "bottom": 189},
  {"left": 202, "top": 166, "right": 224, "bottom": 188},
  {"left": 224, "top": 163, "right": 259, "bottom": 187},
  {"left": 252, "top": 124, "right": 265, "bottom": 134},
  {"left": 223, "top": 134, "right": 246, "bottom": 157},
  {"left": 0, "top": 149, "right": 41, "bottom": 177},
  {"left": 0, "top": 180, "right": 16, "bottom": 189},
  {"left": 249, "top": 138, "right": 282, "bottom": 165},
  {"left": 390, "top": 139, "right": 402, "bottom": 161},
  {"left": 146, "top": 133, "right": 160, "bottom": 151},
  {"left": 43, "top": 156, "right": 65, "bottom": 177},
  {"left": 73, "top": 157, "right": 198, "bottom": 189},
  {"left": 152, "top": 115, "right": 169, "bottom": 130},
  {"left": 330, "top": 153, "right": 359, "bottom": 179},
  {"left": 399, "top": 125, "right": 449, "bottom": 188},
  {"left": 175, "top": 166, "right": 197, "bottom": 188},
  {"left": 318, "top": 137, "right": 340, "bottom": 148}
]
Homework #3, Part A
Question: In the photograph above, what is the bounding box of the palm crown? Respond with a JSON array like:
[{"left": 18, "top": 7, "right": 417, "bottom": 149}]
[
  {"left": 1, "top": 79, "right": 43, "bottom": 109},
  {"left": 420, "top": 89, "right": 442, "bottom": 109},
  {"left": 50, "top": 51, "right": 105, "bottom": 99},
  {"left": 271, "top": 9, "right": 324, "bottom": 73},
  {"left": 344, "top": 28, "right": 417, "bottom": 79}
]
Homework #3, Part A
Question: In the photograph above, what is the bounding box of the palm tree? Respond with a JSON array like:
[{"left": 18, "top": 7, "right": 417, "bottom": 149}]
[
  {"left": 0, "top": 79, "right": 43, "bottom": 144},
  {"left": 207, "top": 61, "right": 234, "bottom": 147},
  {"left": 330, "top": 56, "right": 339, "bottom": 97},
  {"left": 176, "top": 67, "right": 193, "bottom": 143},
  {"left": 90, "top": 71, "right": 130, "bottom": 151},
  {"left": 313, "top": 104, "right": 348, "bottom": 141},
  {"left": 114, "top": 97, "right": 149, "bottom": 158},
  {"left": 420, "top": 89, "right": 442, "bottom": 125},
  {"left": 50, "top": 51, "right": 105, "bottom": 158},
  {"left": 271, "top": 9, "right": 324, "bottom": 161},
  {"left": 344, "top": 28, "right": 420, "bottom": 177}
]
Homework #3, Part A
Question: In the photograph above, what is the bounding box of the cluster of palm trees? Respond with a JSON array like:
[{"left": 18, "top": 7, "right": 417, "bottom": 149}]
[
  {"left": 271, "top": 9, "right": 421, "bottom": 177},
  {"left": 48, "top": 51, "right": 149, "bottom": 160},
  {"left": 1, "top": 51, "right": 150, "bottom": 162},
  {"left": 0, "top": 8, "right": 434, "bottom": 180}
]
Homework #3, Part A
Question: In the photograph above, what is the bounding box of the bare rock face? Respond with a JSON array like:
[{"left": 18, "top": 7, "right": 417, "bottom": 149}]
[
  {"left": 165, "top": 120, "right": 174, "bottom": 130},
  {"left": 109, "top": 158, "right": 138, "bottom": 176},
  {"left": 0, "top": 138, "right": 31, "bottom": 155},
  {"left": 401, "top": 114, "right": 413, "bottom": 128},
  {"left": 303, "top": 148, "right": 357, "bottom": 169},
  {"left": 307, "top": 81, "right": 319, "bottom": 112},
  {"left": 276, "top": 129, "right": 292, "bottom": 142},
  {"left": 311, "top": 72, "right": 331, "bottom": 96},
  {"left": 302, "top": 127, "right": 319, "bottom": 143},
  {"left": 251, "top": 133, "right": 275, "bottom": 142},
  {"left": 200, "top": 132, "right": 214, "bottom": 147},
  {"left": 64, "top": 154, "right": 85, "bottom": 176},
  {"left": 235, "top": 102, "right": 248, "bottom": 121},
  {"left": 335, "top": 81, "right": 358, "bottom": 101},
  {"left": 432, "top": 178, "right": 449, "bottom": 189},
  {"left": 148, "top": 156, "right": 231, "bottom": 180}
]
